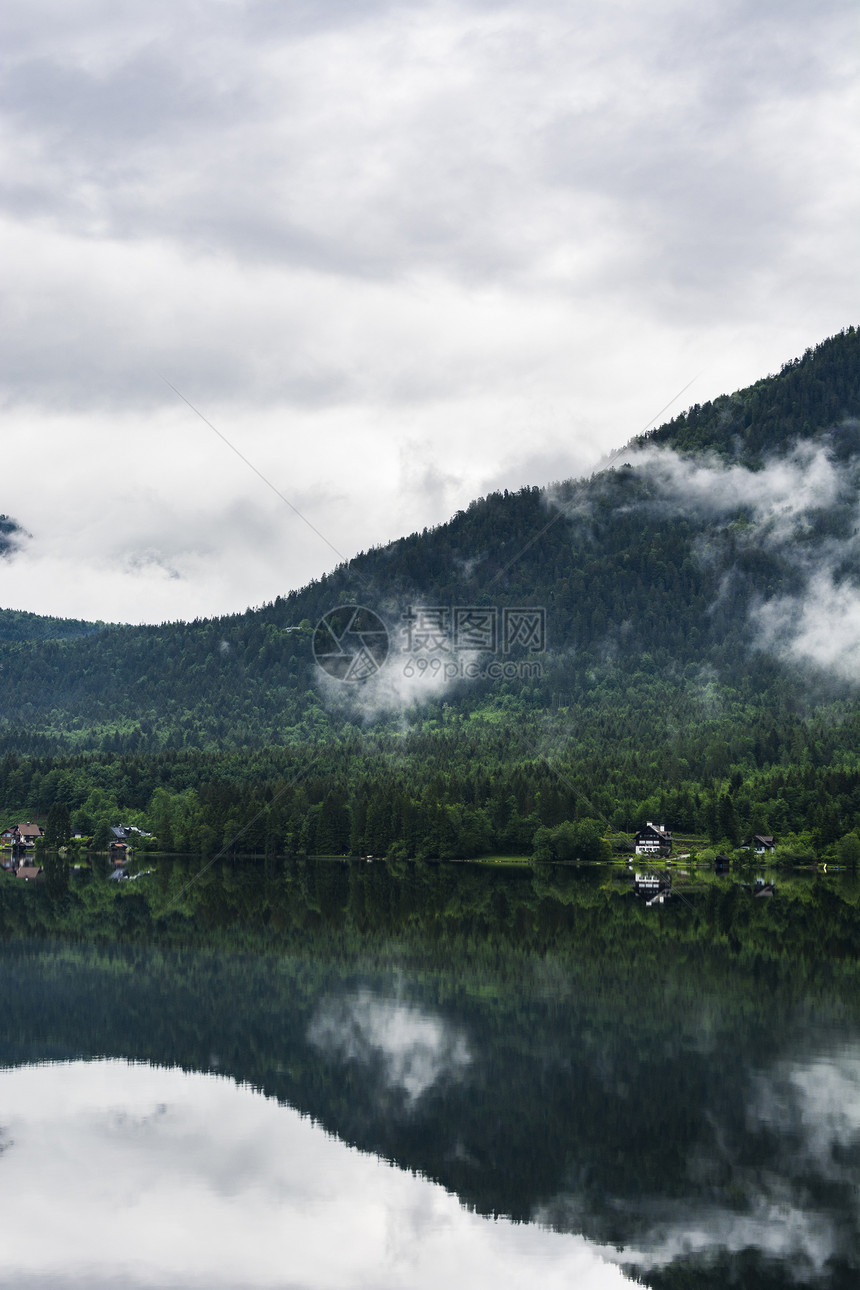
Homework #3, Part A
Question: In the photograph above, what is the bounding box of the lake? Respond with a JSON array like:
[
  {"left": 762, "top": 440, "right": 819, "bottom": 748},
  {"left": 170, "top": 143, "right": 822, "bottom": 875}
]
[{"left": 1, "top": 858, "right": 859, "bottom": 1288}]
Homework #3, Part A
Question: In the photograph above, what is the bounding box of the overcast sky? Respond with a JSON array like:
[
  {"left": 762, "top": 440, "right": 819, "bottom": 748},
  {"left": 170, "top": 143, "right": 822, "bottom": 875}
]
[{"left": 1, "top": 0, "right": 857, "bottom": 624}]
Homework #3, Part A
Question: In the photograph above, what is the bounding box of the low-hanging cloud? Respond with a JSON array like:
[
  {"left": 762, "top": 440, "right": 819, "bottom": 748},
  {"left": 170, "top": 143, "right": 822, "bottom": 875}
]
[
  {"left": 314, "top": 431, "right": 860, "bottom": 717},
  {"left": 552, "top": 432, "right": 860, "bottom": 683},
  {"left": 629, "top": 438, "right": 846, "bottom": 532},
  {"left": 756, "top": 569, "right": 860, "bottom": 681}
]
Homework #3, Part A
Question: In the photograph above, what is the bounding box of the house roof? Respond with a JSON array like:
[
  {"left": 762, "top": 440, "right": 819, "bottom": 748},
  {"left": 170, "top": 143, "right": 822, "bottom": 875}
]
[{"left": 17, "top": 822, "right": 42, "bottom": 837}]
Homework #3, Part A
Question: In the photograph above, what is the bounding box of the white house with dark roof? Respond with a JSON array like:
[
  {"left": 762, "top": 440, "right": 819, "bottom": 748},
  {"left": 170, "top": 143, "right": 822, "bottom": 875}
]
[
  {"left": 743, "top": 834, "right": 776, "bottom": 854},
  {"left": 634, "top": 822, "right": 672, "bottom": 856}
]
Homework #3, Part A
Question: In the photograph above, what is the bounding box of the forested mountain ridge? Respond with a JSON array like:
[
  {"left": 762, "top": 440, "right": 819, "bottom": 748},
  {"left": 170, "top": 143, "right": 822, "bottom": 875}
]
[
  {"left": 637, "top": 326, "right": 860, "bottom": 460},
  {"left": 1, "top": 327, "right": 860, "bottom": 859},
  {"left": 0, "top": 607, "right": 107, "bottom": 643}
]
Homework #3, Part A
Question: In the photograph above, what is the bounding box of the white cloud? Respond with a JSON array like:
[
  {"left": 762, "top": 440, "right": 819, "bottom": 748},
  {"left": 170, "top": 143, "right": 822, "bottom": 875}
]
[
  {"left": 550, "top": 435, "right": 860, "bottom": 684},
  {"left": 627, "top": 439, "right": 845, "bottom": 530},
  {"left": 757, "top": 570, "right": 860, "bottom": 682},
  {"left": 750, "top": 1046, "right": 860, "bottom": 1174}
]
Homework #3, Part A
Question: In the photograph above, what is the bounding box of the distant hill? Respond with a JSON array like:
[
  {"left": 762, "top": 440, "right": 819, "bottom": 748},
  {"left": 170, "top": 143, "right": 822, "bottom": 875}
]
[
  {"left": 0, "top": 516, "right": 107, "bottom": 643},
  {"left": 0, "top": 607, "right": 108, "bottom": 644},
  {"left": 0, "top": 514, "right": 28, "bottom": 561}
]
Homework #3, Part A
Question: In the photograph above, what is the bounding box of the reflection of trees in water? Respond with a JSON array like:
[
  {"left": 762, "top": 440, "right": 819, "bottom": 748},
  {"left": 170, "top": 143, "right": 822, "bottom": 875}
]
[
  {"left": 1, "top": 861, "right": 860, "bottom": 1286},
  {"left": 2, "top": 855, "right": 860, "bottom": 982}
]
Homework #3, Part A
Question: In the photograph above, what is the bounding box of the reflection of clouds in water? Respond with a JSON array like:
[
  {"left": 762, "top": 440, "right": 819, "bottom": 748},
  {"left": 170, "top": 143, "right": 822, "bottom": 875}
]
[
  {"left": 607, "top": 1199, "right": 837, "bottom": 1281},
  {"left": 0, "top": 1060, "right": 633, "bottom": 1289},
  {"left": 541, "top": 1184, "right": 840, "bottom": 1283},
  {"left": 308, "top": 989, "right": 471, "bottom": 1101},
  {"left": 751, "top": 1044, "right": 860, "bottom": 1170},
  {"left": 538, "top": 1042, "right": 860, "bottom": 1283}
]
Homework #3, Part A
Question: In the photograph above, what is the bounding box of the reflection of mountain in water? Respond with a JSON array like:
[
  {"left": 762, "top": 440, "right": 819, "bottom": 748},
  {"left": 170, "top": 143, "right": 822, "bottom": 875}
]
[{"left": 1, "top": 860, "right": 860, "bottom": 1288}]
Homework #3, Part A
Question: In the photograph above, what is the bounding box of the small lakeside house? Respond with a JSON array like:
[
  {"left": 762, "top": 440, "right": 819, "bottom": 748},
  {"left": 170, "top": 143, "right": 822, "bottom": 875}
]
[
  {"left": 743, "top": 835, "right": 776, "bottom": 855},
  {"left": 634, "top": 823, "right": 672, "bottom": 856}
]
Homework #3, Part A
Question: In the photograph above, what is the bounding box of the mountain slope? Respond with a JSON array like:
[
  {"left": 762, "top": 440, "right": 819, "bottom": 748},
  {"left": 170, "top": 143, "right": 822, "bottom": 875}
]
[
  {"left": 1, "top": 328, "right": 860, "bottom": 858},
  {"left": 638, "top": 326, "right": 860, "bottom": 460},
  {"left": 2, "top": 327, "right": 859, "bottom": 751}
]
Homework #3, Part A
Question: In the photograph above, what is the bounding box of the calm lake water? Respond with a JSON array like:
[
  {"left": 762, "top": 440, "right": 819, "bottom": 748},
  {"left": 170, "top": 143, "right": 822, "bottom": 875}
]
[{"left": 1, "top": 859, "right": 859, "bottom": 1288}]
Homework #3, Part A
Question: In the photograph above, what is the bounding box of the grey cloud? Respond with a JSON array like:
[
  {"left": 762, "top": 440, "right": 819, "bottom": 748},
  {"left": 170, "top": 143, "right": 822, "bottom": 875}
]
[
  {"left": 1, "top": 0, "right": 854, "bottom": 415},
  {"left": 536, "top": 1, "right": 857, "bottom": 314},
  {"left": 245, "top": 0, "right": 407, "bottom": 40},
  {"left": 2, "top": 49, "right": 237, "bottom": 146},
  {"left": 6, "top": 0, "right": 853, "bottom": 294},
  {"left": 483, "top": 440, "right": 600, "bottom": 500}
]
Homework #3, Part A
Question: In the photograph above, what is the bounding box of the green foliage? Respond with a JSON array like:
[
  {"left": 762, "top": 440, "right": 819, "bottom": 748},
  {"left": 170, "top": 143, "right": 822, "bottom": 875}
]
[
  {"left": 642, "top": 326, "right": 860, "bottom": 461},
  {"left": 532, "top": 818, "right": 609, "bottom": 862},
  {"left": 92, "top": 820, "right": 112, "bottom": 850},
  {"left": 836, "top": 832, "right": 860, "bottom": 865},
  {"left": 44, "top": 801, "right": 70, "bottom": 848}
]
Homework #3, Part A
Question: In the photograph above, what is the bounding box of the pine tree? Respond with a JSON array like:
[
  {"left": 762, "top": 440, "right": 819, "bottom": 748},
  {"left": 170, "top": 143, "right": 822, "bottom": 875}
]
[{"left": 44, "top": 801, "right": 70, "bottom": 848}]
